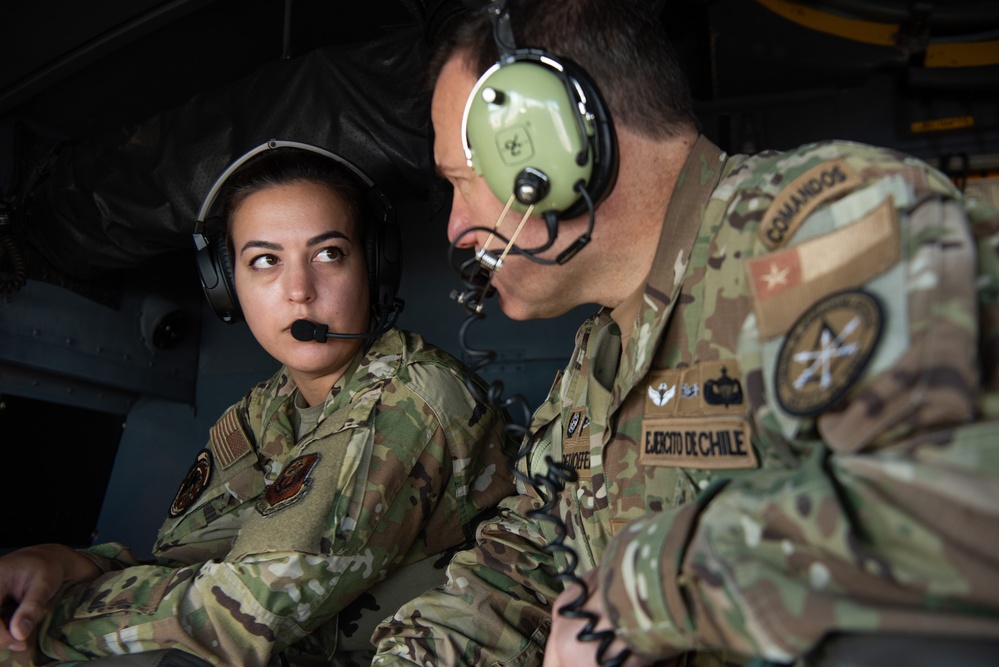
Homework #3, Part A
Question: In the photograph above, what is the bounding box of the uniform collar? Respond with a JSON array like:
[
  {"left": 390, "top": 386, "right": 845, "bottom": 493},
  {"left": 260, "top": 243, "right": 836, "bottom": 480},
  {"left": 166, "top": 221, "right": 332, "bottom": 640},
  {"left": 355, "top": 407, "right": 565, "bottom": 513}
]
[
  {"left": 614, "top": 135, "right": 729, "bottom": 400},
  {"left": 261, "top": 327, "right": 407, "bottom": 429}
]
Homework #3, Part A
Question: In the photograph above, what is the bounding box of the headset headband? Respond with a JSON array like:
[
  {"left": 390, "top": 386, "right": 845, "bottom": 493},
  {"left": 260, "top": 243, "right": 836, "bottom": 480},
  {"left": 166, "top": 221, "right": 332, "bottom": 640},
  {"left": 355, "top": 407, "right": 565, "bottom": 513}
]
[{"left": 194, "top": 139, "right": 381, "bottom": 246}]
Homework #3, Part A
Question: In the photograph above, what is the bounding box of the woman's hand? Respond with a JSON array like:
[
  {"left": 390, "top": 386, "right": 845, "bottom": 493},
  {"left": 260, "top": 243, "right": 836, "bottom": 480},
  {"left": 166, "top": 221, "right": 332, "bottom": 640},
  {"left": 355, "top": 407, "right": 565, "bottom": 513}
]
[{"left": 0, "top": 544, "right": 100, "bottom": 652}]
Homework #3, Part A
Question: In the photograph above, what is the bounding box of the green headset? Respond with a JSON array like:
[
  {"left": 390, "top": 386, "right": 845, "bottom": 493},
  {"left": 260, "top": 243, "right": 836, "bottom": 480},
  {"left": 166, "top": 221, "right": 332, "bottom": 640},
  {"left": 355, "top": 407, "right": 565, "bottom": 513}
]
[{"left": 460, "top": 0, "right": 618, "bottom": 262}]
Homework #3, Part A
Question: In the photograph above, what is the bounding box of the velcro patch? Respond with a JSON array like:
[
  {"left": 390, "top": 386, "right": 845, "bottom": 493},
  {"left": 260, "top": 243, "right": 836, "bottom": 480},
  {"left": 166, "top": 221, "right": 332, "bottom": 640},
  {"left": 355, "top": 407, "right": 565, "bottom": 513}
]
[
  {"left": 747, "top": 197, "right": 899, "bottom": 339},
  {"left": 563, "top": 407, "right": 592, "bottom": 479},
  {"left": 209, "top": 408, "right": 251, "bottom": 469},
  {"left": 758, "top": 158, "right": 861, "bottom": 250},
  {"left": 256, "top": 453, "right": 320, "bottom": 517},
  {"left": 644, "top": 360, "right": 746, "bottom": 418},
  {"left": 169, "top": 450, "right": 213, "bottom": 517},
  {"left": 640, "top": 418, "right": 757, "bottom": 469},
  {"left": 774, "top": 289, "right": 883, "bottom": 417}
]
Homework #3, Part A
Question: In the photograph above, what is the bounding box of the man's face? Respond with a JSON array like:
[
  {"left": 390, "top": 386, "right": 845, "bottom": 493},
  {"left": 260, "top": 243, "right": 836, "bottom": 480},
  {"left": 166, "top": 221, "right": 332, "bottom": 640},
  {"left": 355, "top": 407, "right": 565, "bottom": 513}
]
[{"left": 432, "top": 55, "right": 588, "bottom": 321}]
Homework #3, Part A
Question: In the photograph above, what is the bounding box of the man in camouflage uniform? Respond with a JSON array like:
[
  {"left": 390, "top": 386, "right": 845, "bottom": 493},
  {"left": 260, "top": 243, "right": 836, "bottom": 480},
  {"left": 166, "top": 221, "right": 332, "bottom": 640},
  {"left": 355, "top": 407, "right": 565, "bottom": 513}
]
[{"left": 371, "top": 0, "right": 999, "bottom": 664}]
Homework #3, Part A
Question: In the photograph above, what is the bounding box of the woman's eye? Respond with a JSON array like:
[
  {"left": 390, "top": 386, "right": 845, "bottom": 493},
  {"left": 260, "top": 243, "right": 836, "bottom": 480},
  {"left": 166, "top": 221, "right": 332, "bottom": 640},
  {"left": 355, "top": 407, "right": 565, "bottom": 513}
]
[
  {"left": 316, "top": 247, "right": 345, "bottom": 263},
  {"left": 249, "top": 254, "right": 278, "bottom": 270}
]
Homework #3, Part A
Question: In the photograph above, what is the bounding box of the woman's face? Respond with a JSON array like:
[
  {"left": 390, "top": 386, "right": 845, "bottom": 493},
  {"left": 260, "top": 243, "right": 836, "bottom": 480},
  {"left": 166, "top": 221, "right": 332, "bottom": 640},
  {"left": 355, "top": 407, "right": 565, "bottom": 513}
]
[{"left": 231, "top": 180, "right": 370, "bottom": 391}]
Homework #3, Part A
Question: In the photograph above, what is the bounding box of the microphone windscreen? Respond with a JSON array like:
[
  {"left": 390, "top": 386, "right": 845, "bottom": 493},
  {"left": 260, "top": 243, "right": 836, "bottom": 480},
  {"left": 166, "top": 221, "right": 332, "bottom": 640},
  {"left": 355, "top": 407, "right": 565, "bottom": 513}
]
[{"left": 291, "top": 319, "right": 319, "bottom": 342}]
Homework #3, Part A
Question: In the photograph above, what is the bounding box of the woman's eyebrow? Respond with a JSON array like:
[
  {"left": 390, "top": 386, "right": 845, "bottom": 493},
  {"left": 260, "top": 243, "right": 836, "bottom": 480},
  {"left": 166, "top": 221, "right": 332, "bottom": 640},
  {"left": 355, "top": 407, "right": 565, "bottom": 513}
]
[
  {"left": 240, "top": 239, "right": 281, "bottom": 255},
  {"left": 239, "top": 231, "right": 351, "bottom": 256},
  {"left": 307, "top": 230, "right": 351, "bottom": 246}
]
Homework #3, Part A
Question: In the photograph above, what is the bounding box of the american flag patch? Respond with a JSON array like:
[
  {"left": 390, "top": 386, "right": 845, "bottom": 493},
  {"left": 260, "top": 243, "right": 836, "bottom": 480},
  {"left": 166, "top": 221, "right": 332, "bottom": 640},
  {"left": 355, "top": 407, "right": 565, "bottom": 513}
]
[{"left": 210, "top": 409, "right": 251, "bottom": 469}]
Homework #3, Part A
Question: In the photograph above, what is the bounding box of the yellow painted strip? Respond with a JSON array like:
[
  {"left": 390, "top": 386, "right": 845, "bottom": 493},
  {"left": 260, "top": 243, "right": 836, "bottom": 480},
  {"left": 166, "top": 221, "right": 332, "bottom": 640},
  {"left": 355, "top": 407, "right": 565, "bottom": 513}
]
[
  {"left": 755, "top": 0, "right": 898, "bottom": 46},
  {"left": 925, "top": 41, "right": 999, "bottom": 67},
  {"left": 910, "top": 116, "right": 976, "bottom": 134}
]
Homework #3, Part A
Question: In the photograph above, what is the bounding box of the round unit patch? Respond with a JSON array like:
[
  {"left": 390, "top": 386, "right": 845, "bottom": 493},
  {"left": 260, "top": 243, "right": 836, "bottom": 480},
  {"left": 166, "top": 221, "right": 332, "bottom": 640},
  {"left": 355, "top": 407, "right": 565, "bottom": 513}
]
[
  {"left": 169, "top": 449, "right": 213, "bottom": 517},
  {"left": 774, "top": 290, "right": 883, "bottom": 417}
]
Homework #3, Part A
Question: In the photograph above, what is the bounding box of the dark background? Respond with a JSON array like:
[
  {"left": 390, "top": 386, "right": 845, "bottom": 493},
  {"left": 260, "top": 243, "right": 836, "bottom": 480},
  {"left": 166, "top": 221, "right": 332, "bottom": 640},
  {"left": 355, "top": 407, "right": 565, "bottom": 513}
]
[{"left": 0, "top": 0, "right": 996, "bottom": 553}]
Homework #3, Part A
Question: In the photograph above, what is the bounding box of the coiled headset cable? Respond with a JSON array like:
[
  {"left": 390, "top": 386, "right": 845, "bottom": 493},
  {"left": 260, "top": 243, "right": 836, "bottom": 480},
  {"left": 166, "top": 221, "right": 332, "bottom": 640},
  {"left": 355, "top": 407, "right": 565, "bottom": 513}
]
[{"left": 446, "top": 193, "right": 631, "bottom": 667}]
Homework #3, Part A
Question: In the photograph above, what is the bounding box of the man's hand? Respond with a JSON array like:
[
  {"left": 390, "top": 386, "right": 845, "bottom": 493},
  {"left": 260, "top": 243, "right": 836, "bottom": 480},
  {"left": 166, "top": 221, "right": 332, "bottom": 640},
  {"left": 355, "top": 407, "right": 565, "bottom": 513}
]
[
  {"left": 0, "top": 544, "right": 100, "bottom": 652},
  {"left": 543, "top": 569, "right": 664, "bottom": 667}
]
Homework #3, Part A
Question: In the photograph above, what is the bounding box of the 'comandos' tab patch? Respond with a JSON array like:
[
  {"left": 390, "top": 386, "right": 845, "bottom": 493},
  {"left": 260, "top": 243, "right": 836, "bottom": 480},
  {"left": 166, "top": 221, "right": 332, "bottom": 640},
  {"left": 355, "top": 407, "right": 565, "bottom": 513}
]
[{"left": 758, "top": 158, "right": 861, "bottom": 250}]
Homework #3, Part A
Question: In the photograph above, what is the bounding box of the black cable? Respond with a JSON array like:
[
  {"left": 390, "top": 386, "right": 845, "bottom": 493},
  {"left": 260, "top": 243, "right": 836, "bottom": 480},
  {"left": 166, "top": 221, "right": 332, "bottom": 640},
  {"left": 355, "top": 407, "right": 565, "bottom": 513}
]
[
  {"left": 447, "top": 185, "right": 596, "bottom": 276},
  {"left": 0, "top": 201, "right": 27, "bottom": 294},
  {"left": 447, "top": 188, "right": 630, "bottom": 666},
  {"left": 281, "top": 0, "right": 293, "bottom": 60}
]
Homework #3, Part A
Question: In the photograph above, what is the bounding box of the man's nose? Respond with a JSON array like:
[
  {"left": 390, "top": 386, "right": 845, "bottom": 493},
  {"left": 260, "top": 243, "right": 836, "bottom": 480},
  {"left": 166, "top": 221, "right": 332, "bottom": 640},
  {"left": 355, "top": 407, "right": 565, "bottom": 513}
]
[{"left": 446, "top": 189, "right": 477, "bottom": 249}]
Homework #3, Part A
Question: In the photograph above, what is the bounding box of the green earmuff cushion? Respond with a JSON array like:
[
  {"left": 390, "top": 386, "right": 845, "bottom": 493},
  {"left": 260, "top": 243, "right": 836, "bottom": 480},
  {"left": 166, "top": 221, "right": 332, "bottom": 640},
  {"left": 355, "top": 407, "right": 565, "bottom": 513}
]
[{"left": 465, "top": 60, "right": 595, "bottom": 215}]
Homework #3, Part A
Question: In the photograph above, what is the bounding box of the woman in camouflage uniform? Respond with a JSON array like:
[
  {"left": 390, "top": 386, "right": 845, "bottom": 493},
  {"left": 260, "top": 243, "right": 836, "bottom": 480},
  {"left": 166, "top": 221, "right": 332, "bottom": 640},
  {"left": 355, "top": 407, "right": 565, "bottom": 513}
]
[{"left": 0, "top": 145, "right": 516, "bottom": 666}]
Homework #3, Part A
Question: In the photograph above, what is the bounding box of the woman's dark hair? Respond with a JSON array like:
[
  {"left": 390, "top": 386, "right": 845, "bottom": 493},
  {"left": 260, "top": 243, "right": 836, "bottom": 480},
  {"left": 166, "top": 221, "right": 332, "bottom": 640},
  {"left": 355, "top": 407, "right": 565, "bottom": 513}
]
[
  {"left": 425, "top": 0, "right": 698, "bottom": 140},
  {"left": 220, "top": 148, "right": 371, "bottom": 258}
]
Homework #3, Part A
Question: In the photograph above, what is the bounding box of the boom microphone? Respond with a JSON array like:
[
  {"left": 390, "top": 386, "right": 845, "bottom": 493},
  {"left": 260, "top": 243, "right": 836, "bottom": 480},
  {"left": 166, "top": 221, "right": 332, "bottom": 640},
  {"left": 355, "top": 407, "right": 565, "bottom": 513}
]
[
  {"left": 290, "top": 299, "right": 404, "bottom": 343},
  {"left": 290, "top": 319, "right": 380, "bottom": 342}
]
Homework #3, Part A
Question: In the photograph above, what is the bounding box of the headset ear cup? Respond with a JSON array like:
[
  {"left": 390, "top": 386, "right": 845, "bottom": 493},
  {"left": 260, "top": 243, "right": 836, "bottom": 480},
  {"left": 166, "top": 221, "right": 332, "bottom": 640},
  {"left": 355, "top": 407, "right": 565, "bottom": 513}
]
[
  {"left": 557, "top": 59, "right": 618, "bottom": 220},
  {"left": 365, "top": 216, "right": 381, "bottom": 311},
  {"left": 195, "top": 226, "right": 241, "bottom": 323},
  {"left": 367, "top": 206, "right": 402, "bottom": 320},
  {"left": 212, "top": 235, "right": 242, "bottom": 322},
  {"left": 464, "top": 51, "right": 618, "bottom": 222}
]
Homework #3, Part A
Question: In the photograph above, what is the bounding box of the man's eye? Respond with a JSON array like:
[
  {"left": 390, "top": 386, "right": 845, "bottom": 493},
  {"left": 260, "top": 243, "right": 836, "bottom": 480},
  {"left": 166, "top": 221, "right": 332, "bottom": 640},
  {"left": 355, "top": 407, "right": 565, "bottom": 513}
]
[
  {"left": 249, "top": 254, "right": 278, "bottom": 269},
  {"left": 316, "top": 247, "right": 345, "bottom": 263}
]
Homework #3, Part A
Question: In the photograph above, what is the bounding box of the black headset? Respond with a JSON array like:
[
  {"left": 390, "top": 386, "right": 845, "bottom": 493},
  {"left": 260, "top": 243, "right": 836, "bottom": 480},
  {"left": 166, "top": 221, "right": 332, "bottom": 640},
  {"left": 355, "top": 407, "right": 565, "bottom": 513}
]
[
  {"left": 461, "top": 1, "right": 618, "bottom": 224},
  {"left": 192, "top": 139, "right": 402, "bottom": 325}
]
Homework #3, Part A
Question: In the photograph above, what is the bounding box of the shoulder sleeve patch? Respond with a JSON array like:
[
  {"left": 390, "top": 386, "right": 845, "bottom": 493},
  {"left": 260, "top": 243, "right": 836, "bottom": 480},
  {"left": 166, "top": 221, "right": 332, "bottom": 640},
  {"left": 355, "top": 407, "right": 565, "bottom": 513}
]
[
  {"left": 759, "top": 158, "right": 862, "bottom": 250},
  {"left": 774, "top": 289, "right": 883, "bottom": 417},
  {"left": 747, "top": 197, "right": 900, "bottom": 339},
  {"left": 169, "top": 449, "right": 213, "bottom": 517},
  {"left": 210, "top": 407, "right": 251, "bottom": 469}
]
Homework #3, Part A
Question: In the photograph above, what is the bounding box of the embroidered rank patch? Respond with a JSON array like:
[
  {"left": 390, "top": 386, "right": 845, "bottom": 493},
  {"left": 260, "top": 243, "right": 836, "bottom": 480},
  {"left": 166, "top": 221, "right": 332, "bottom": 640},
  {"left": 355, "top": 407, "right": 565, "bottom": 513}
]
[
  {"left": 209, "top": 409, "right": 251, "bottom": 469},
  {"left": 256, "top": 453, "right": 320, "bottom": 517},
  {"left": 747, "top": 198, "right": 900, "bottom": 339},
  {"left": 563, "top": 407, "right": 592, "bottom": 477},
  {"left": 758, "top": 158, "right": 861, "bottom": 250},
  {"left": 169, "top": 450, "right": 213, "bottom": 517},
  {"left": 775, "top": 290, "right": 883, "bottom": 417},
  {"left": 640, "top": 418, "right": 757, "bottom": 469}
]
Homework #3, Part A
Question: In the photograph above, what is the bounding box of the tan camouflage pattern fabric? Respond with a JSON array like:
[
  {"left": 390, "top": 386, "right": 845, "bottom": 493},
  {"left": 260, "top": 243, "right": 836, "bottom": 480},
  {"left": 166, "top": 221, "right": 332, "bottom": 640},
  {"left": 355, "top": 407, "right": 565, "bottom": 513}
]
[
  {"left": 1, "top": 328, "right": 516, "bottom": 666},
  {"left": 372, "top": 136, "right": 999, "bottom": 665}
]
